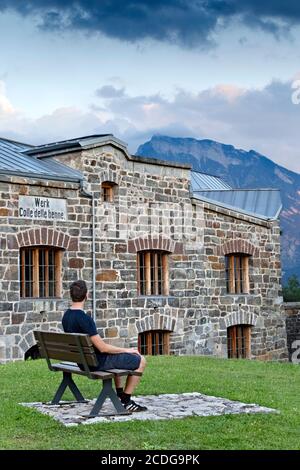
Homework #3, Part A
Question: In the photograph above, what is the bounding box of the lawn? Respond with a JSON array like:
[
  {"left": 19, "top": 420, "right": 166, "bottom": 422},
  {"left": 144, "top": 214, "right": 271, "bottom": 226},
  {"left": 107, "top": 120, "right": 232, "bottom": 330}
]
[{"left": 0, "top": 356, "right": 300, "bottom": 450}]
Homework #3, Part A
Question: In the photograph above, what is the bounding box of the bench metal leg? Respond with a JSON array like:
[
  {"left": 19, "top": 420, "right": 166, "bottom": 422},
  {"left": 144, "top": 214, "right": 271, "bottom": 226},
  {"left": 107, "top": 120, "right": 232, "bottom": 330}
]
[
  {"left": 89, "top": 378, "right": 130, "bottom": 417},
  {"left": 51, "top": 372, "right": 86, "bottom": 404}
]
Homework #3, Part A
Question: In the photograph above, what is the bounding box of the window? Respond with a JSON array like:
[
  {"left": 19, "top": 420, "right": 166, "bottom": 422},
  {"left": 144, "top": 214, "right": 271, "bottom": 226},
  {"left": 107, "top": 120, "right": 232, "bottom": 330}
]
[
  {"left": 137, "top": 251, "right": 169, "bottom": 296},
  {"left": 20, "top": 247, "right": 63, "bottom": 298},
  {"left": 227, "top": 325, "right": 251, "bottom": 359},
  {"left": 225, "top": 254, "right": 250, "bottom": 294},
  {"left": 138, "top": 330, "right": 170, "bottom": 355},
  {"left": 102, "top": 182, "right": 115, "bottom": 202}
]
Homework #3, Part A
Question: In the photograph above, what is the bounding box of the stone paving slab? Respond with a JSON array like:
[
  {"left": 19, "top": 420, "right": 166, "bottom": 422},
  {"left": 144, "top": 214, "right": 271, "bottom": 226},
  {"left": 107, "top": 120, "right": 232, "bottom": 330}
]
[{"left": 21, "top": 392, "right": 278, "bottom": 427}]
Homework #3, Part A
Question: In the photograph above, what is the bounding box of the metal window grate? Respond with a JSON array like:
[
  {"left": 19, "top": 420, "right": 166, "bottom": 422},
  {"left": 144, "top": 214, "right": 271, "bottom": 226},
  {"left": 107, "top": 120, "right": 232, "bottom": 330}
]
[
  {"left": 138, "top": 251, "right": 169, "bottom": 296},
  {"left": 138, "top": 330, "right": 170, "bottom": 355},
  {"left": 227, "top": 325, "right": 251, "bottom": 359},
  {"left": 20, "top": 247, "right": 62, "bottom": 298},
  {"left": 225, "top": 254, "right": 250, "bottom": 294}
]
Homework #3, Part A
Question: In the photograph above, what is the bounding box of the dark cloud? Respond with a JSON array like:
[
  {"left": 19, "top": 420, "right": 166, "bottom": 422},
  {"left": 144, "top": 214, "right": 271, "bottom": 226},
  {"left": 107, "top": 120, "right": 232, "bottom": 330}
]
[{"left": 0, "top": 1, "right": 300, "bottom": 47}]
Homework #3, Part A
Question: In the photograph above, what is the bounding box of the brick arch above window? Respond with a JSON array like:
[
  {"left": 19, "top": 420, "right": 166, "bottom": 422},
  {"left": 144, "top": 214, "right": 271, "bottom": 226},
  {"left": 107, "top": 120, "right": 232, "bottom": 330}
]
[
  {"left": 128, "top": 235, "right": 183, "bottom": 254},
  {"left": 224, "top": 312, "right": 258, "bottom": 328},
  {"left": 136, "top": 314, "right": 176, "bottom": 334},
  {"left": 8, "top": 228, "right": 78, "bottom": 251},
  {"left": 216, "top": 239, "right": 259, "bottom": 257}
]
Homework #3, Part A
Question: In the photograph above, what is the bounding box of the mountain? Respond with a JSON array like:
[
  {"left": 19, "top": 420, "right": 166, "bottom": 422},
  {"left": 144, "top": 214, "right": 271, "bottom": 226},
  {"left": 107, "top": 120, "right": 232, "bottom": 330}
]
[{"left": 137, "top": 135, "right": 300, "bottom": 283}]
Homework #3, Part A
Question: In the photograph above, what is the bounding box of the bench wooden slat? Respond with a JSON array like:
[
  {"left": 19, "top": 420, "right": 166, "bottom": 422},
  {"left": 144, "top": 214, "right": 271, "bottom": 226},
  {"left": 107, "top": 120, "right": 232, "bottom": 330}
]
[
  {"left": 104, "top": 369, "right": 143, "bottom": 377},
  {"left": 51, "top": 363, "right": 114, "bottom": 380},
  {"left": 35, "top": 331, "right": 93, "bottom": 346},
  {"left": 40, "top": 349, "right": 96, "bottom": 364}
]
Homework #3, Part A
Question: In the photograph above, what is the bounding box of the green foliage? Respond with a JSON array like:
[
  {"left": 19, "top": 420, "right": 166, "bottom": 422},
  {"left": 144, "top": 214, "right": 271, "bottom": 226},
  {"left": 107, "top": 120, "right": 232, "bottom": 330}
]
[
  {"left": 283, "top": 275, "right": 300, "bottom": 302},
  {"left": 0, "top": 356, "right": 300, "bottom": 450}
]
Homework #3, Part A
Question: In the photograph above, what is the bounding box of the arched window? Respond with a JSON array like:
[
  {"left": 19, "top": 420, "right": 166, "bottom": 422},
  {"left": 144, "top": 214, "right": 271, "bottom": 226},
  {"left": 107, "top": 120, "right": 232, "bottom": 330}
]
[
  {"left": 227, "top": 325, "right": 251, "bottom": 358},
  {"left": 138, "top": 330, "right": 170, "bottom": 355},
  {"left": 101, "top": 181, "right": 117, "bottom": 202},
  {"left": 225, "top": 254, "right": 250, "bottom": 294},
  {"left": 20, "top": 246, "right": 63, "bottom": 298},
  {"left": 137, "top": 251, "right": 169, "bottom": 296}
]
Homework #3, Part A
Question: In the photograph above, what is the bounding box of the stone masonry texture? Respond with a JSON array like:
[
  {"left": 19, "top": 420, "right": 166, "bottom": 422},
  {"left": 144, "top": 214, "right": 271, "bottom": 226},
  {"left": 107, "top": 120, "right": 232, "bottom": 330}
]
[{"left": 0, "top": 142, "right": 288, "bottom": 362}]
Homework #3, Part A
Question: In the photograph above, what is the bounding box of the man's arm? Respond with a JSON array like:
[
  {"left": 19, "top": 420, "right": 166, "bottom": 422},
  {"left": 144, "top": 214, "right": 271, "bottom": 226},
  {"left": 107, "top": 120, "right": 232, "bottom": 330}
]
[{"left": 91, "top": 334, "right": 140, "bottom": 356}]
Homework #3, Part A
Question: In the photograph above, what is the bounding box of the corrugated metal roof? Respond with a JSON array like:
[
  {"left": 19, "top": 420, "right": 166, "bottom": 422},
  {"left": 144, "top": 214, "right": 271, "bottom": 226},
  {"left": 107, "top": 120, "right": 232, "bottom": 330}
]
[
  {"left": 191, "top": 170, "right": 232, "bottom": 190},
  {"left": 0, "top": 137, "right": 82, "bottom": 181},
  {"left": 193, "top": 189, "right": 282, "bottom": 220}
]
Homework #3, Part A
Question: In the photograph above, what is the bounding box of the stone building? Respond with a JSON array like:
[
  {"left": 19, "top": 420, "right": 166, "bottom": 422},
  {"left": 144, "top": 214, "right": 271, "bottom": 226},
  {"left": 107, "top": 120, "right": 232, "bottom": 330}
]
[{"left": 0, "top": 134, "right": 287, "bottom": 363}]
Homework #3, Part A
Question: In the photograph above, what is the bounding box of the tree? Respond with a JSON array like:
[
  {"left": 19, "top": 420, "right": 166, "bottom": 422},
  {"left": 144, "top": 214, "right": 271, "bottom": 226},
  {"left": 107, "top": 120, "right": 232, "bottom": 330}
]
[{"left": 283, "top": 275, "right": 300, "bottom": 302}]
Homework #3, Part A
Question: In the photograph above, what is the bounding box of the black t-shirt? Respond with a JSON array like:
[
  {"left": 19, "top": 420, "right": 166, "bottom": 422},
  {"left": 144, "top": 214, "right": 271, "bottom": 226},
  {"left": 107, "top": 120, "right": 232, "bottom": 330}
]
[
  {"left": 62, "top": 308, "right": 98, "bottom": 336},
  {"left": 62, "top": 308, "right": 106, "bottom": 369}
]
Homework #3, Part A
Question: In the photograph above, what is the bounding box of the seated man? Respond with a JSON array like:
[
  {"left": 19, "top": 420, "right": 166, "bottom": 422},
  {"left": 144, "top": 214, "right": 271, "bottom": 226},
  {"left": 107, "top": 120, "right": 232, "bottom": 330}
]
[{"left": 62, "top": 280, "right": 147, "bottom": 412}]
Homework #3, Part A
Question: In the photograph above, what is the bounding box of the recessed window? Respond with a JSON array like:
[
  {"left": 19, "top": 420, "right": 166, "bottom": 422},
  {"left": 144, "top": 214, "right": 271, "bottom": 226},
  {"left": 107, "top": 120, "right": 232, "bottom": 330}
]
[
  {"left": 225, "top": 254, "right": 250, "bottom": 294},
  {"left": 102, "top": 182, "right": 116, "bottom": 202},
  {"left": 138, "top": 330, "right": 170, "bottom": 355},
  {"left": 137, "top": 251, "right": 169, "bottom": 296},
  {"left": 20, "top": 247, "right": 63, "bottom": 298},
  {"left": 227, "top": 325, "right": 251, "bottom": 359}
]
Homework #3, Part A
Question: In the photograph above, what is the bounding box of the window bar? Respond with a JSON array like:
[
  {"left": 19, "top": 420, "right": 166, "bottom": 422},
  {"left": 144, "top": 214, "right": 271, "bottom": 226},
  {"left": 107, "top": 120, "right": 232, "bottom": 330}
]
[
  {"left": 33, "top": 248, "right": 39, "bottom": 297},
  {"left": 45, "top": 248, "right": 49, "bottom": 297},
  {"left": 154, "top": 252, "right": 158, "bottom": 296},
  {"left": 137, "top": 252, "right": 141, "bottom": 295},
  {"left": 145, "top": 252, "right": 151, "bottom": 296},
  {"left": 235, "top": 256, "right": 241, "bottom": 294},
  {"left": 21, "top": 249, "right": 26, "bottom": 298},
  {"left": 229, "top": 255, "right": 235, "bottom": 294}
]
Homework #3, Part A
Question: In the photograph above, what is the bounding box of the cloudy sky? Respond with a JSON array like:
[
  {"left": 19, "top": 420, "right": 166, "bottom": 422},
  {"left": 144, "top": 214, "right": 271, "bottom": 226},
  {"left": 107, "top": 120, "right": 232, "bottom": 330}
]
[{"left": 0, "top": 1, "right": 300, "bottom": 172}]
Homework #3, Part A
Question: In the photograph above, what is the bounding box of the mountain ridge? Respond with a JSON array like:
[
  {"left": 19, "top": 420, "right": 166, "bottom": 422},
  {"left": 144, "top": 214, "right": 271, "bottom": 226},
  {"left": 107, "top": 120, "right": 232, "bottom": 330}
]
[{"left": 137, "top": 135, "right": 300, "bottom": 283}]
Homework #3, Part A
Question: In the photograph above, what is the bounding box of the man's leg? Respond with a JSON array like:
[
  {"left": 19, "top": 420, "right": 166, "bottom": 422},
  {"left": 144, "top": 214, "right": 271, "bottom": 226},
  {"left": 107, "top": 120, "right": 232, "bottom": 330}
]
[
  {"left": 119, "top": 356, "right": 147, "bottom": 411},
  {"left": 124, "top": 355, "right": 146, "bottom": 394},
  {"left": 114, "top": 375, "right": 124, "bottom": 397}
]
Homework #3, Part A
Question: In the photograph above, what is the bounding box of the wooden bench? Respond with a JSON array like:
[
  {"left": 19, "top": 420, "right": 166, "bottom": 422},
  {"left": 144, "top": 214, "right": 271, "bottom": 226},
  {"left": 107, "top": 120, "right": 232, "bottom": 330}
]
[{"left": 33, "top": 330, "right": 142, "bottom": 417}]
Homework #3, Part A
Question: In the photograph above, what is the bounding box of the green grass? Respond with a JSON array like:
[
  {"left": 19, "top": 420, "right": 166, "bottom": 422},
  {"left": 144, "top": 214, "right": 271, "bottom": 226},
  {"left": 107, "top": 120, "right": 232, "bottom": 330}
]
[{"left": 1, "top": 356, "right": 300, "bottom": 450}]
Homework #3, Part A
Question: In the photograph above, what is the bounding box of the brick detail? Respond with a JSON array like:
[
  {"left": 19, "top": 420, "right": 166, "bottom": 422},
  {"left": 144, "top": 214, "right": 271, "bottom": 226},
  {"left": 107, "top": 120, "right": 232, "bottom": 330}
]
[
  {"left": 128, "top": 236, "right": 183, "bottom": 254},
  {"left": 136, "top": 315, "right": 176, "bottom": 333},
  {"left": 216, "top": 239, "right": 259, "bottom": 256},
  {"left": 14, "top": 228, "right": 78, "bottom": 251},
  {"left": 224, "top": 312, "right": 258, "bottom": 328}
]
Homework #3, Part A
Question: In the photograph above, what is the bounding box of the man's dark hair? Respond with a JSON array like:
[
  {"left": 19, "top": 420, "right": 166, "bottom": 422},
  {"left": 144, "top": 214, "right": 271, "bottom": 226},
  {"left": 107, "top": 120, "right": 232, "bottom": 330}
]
[{"left": 70, "top": 280, "right": 87, "bottom": 302}]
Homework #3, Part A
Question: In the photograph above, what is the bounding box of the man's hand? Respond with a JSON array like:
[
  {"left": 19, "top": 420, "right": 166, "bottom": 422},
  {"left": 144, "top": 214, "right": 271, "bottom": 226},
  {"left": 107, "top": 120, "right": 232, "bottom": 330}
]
[{"left": 125, "top": 348, "right": 141, "bottom": 356}]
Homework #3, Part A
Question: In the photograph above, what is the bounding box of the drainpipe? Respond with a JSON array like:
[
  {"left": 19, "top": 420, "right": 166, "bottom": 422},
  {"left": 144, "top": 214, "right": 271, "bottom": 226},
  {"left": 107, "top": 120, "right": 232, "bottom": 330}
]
[{"left": 79, "top": 180, "right": 96, "bottom": 321}]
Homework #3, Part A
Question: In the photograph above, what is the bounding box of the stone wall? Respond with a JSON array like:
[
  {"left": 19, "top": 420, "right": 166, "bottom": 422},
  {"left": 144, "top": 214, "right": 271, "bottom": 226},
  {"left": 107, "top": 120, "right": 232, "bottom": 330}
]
[
  {"left": 0, "top": 142, "right": 288, "bottom": 362},
  {"left": 284, "top": 303, "right": 300, "bottom": 361},
  {"left": 197, "top": 201, "right": 287, "bottom": 360},
  {"left": 0, "top": 175, "right": 88, "bottom": 362}
]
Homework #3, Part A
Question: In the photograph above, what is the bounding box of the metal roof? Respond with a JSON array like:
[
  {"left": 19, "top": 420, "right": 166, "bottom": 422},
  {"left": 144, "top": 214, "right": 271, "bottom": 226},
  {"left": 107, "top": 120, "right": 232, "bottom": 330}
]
[
  {"left": 191, "top": 170, "right": 232, "bottom": 190},
  {"left": 0, "top": 136, "right": 282, "bottom": 220},
  {"left": 193, "top": 189, "right": 282, "bottom": 220},
  {"left": 0, "top": 137, "right": 82, "bottom": 181},
  {"left": 24, "top": 134, "right": 113, "bottom": 156}
]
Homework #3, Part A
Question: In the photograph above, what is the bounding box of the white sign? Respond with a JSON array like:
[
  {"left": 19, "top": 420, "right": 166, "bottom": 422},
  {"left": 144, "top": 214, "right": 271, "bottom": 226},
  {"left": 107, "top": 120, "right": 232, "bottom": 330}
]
[{"left": 19, "top": 196, "right": 67, "bottom": 221}]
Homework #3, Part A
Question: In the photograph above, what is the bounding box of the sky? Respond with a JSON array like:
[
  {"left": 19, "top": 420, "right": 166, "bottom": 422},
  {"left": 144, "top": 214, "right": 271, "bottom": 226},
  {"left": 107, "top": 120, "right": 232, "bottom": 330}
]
[{"left": 0, "top": 1, "right": 300, "bottom": 172}]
